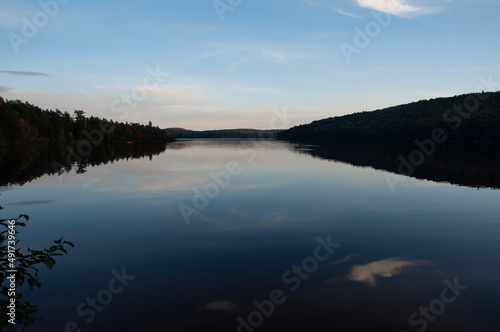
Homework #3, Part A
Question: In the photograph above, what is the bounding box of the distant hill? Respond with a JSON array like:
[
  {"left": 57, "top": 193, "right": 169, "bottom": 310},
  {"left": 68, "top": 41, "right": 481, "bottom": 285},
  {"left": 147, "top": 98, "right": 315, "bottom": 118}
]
[
  {"left": 164, "top": 128, "right": 280, "bottom": 139},
  {"left": 278, "top": 91, "right": 500, "bottom": 144}
]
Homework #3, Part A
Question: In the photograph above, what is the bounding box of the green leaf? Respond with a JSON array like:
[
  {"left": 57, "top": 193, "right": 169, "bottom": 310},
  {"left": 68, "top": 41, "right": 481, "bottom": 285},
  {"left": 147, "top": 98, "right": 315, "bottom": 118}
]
[
  {"left": 27, "top": 278, "right": 41, "bottom": 289},
  {"left": 42, "top": 257, "right": 56, "bottom": 270}
]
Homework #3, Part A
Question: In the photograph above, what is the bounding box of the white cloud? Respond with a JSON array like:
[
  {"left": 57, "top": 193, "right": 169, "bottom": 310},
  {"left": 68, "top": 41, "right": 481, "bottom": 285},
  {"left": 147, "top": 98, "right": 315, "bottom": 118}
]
[
  {"left": 356, "top": 0, "right": 440, "bottom": 17},
  {"left": 347, "top": 258, "right": 427, "bottom": 286},
  {"left": 229, "top": 84, "right": 291, "bottom": 97},
  {"left": 226, "top": 43, "right": 324, "bottom": 70},
  {"left": 1, "top": 86, "right": 301, "bottom": 131},
  {"left": 304, "top": 0, "right": 364, "bottom": 19},
  {"left": 336, "top": 9, "right": 364, "bottom": 19},
  {"left": 331, "top": 254, "right": 359, "bottom": 265},
  {"left": 93, "top": 85, "right": 128, "bottom": 91},
  {"left": 194, "top": 50, "right": 228, "bottom": 63}
]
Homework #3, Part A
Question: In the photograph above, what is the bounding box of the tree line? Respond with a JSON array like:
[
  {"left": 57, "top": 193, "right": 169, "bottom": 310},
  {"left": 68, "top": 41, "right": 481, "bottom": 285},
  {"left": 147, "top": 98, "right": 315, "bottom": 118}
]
[
  {"left": 278, "top": 91, "right": 500, "bottom": 144},
  {"left": 0, "top": 97, "right": 175, "bottom": 146},
  {"left": 164, "top": 128, "right": 280, "bottom": 139}
]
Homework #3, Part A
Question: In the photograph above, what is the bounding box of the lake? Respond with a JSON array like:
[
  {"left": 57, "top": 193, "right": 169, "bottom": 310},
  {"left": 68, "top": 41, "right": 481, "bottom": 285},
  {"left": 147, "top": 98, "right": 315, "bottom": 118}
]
[{"left": 2, "top": 139, "right": 500, "bottom": 332}]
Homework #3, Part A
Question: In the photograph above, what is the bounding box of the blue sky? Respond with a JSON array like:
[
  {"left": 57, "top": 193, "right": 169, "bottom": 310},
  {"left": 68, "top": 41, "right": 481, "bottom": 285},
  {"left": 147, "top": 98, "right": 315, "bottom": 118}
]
[{"left": 1, "top": 0, "right": 499, "bottom": 130}]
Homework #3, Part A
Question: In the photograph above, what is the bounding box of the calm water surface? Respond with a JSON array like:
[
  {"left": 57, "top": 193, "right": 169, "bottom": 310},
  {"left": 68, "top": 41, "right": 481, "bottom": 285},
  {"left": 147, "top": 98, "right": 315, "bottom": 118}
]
[{"left": 2, "top": 140, "right": 500, "bottom": 331}]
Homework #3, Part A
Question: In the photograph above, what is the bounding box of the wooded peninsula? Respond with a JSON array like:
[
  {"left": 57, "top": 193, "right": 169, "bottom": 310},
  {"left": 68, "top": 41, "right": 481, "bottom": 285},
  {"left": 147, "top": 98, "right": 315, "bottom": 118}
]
[{"left": 0, "top": 97, "right": 175, "bottom": 147}]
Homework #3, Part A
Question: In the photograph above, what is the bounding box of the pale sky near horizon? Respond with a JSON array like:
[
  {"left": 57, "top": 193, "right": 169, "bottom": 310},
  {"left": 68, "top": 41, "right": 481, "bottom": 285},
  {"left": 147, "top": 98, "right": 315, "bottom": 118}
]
[{"left": 1, "top": 0, "right": 499, "bottom": 130}]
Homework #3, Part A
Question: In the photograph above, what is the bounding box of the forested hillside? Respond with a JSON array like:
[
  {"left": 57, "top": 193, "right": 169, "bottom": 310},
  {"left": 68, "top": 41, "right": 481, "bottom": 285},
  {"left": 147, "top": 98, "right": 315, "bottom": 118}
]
[
  {"left": 164, "top": 128, "right": 280, "bottom": 139},
  {"left": 278, "top": 91, "right": 500, "bottom": 143},
  {"left": 0, "top": 97, "right": 175, "bottom": 146}
]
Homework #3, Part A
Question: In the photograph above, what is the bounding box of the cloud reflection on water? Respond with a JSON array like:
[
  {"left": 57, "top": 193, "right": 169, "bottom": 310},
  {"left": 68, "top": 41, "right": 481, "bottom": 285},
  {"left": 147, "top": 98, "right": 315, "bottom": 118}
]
[{"left": 347, "top": 258, "right": 428, "bottom": 286}]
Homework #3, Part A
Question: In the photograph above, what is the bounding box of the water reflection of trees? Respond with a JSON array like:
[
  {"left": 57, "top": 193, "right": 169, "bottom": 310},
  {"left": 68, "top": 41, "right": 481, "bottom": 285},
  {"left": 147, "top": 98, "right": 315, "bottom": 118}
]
[
  {"left": 0, "top": 142, "right": 168, "bottom": 186},
  {"left": 292, "top": 141, "right": 500, "bottom": 189}
]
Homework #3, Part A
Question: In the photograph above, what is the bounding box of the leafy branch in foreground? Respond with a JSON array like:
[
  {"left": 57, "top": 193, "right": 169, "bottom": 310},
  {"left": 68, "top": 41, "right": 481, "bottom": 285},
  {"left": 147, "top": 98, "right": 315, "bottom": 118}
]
[{"left": 0, "top": 214, "right": 74, "bottom": 330}]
